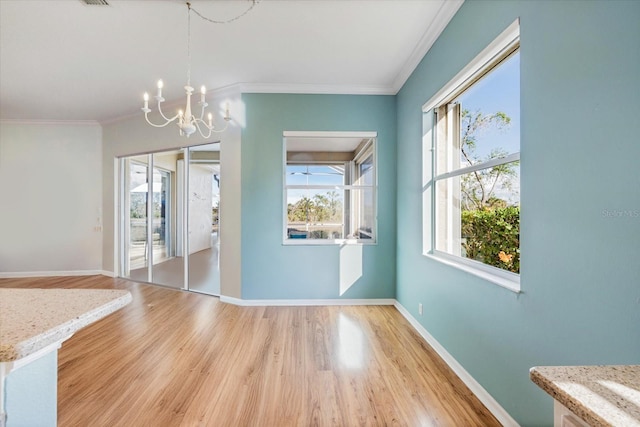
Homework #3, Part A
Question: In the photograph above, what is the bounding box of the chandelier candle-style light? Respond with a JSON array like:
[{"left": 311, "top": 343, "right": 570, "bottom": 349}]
[
  {"left": 141, "top": 1, "right": 258, "bottom": 138},
  {"left": 142, "top": 78, "right": 229, "bottom": 138}
]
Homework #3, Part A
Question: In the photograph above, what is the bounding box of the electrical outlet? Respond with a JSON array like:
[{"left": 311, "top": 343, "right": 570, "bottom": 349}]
[{"left": 418, "top": 303, "right": 423, "bottom": 316}]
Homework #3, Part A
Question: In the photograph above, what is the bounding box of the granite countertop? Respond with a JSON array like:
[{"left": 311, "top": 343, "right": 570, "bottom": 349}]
[
  {"left": 0, "top": 288, "right": 132, "bottom": 362},
  {"left": 530, "top": 365, "right": 640, "bottom": 427}
]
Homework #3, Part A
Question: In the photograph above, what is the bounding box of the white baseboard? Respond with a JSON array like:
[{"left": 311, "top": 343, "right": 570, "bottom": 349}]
[
  {"left": 0, "top": 270, "right": 106, "bottom": 279},
  {"left": 220, "top": 296, "right": 396, "bottom": 307},
  {"left": 100, "top": 270, "right": 116, "bottom": 277},
  {"left": 394, "top": 301, "right": 519, "bottom": 427}
]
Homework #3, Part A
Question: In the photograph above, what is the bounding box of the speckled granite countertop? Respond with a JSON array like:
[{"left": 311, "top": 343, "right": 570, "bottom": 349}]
[
  {"left": 0, "top": 288, "right": 131, "bottom": 362},
  {"left": 530, "top": 365, "right": 640, "bottom": 427}
]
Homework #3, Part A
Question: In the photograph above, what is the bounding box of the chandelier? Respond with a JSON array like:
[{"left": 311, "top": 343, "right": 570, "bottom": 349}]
[{"left": 141, "top": 1, "right": 258, "bottom": 138}]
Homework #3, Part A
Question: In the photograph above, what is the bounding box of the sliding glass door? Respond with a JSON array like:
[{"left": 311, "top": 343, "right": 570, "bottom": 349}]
[
  {"left": 119, "top": 144, "right": 221, "bottom": 295},
  {"left": 150, "top": 150, "right": 183, "bottom": 289}
]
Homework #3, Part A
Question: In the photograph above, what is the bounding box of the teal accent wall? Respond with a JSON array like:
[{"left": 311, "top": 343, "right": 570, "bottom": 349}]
[
  {"left": 5, "top": 351, "right": 57, "bottom": 427},
  {"left": 241, "top": 94, "right": 396, "bottom": 300},
  {"left": 396, "top": 1, "right": 640, "bottom": 425}
]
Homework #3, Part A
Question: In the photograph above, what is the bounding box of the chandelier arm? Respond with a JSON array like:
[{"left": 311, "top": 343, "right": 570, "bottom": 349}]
[
  {"left": 193, "top": 117, "right": 213, "bottom": 136},
  {"left": 198, "top": 103, "right": 207, "bottom": 122},
  {"left": 193, "top": 117, "right": 207, "bottom": 127},
  {"left": 156, "top": 99, "right": 175, "bottom": 122},
  {"left": 215, "top": 120, "right": 230, "bottom": 133},
  {"left": 144, "top": 112, "right": 172, "bottom": 128},
  {"left": 144, "top": 110, "right": 181, "bottom": 128},
  {"left": 195, "top": 121, "right": 213, "bottom": 140},
  {"left": 193, "top": 117, "right": 229, "bottom": 134}
]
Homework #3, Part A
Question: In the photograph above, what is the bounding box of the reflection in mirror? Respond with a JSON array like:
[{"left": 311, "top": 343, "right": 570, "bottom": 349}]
[
  {"left": 150, "top": 150, "right": 184, "bottom": 289},
  {"left": 188, "top": 143, "right": 221, "bottom": 296}
]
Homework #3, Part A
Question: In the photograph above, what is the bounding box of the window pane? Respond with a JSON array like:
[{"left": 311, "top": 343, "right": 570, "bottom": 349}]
[
  {"left": 286, "top": 189, "right": 344, "bottom": 239},
  {"left": 286, "top": 164, "right": 344, "bottom": 186},
  {"left": 436, "top": 162, "right": 520, "bottom": 273},
  {"left": 357, "top": 154, "right": 374, "bottom": 186},
  {"left": 455, "top": 51, "right": 520, "bottom": 168},
  {"left": 346, "top": 188, "right": 375, "bottom": 240}
]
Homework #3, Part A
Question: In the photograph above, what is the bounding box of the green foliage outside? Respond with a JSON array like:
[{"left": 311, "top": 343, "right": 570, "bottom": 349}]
[
  {"left": 287, "top": 191, "right": 344, "bottom": 238},
  {"left": 460, "top": 109, "right": 518, "bottom": 210},
  {"left": 287, "top": 191, "right": 342, "bottom": 224},
  {"left": 461, "top": 206, "right": 520, "bottom": 273},
  {"left": 459, "top": 108, "right": 520, "bottom": 273}
]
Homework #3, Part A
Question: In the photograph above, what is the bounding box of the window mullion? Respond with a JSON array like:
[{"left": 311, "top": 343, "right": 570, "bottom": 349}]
[{"left": 434, "top": 152, "right": 520, "bottom": 182}]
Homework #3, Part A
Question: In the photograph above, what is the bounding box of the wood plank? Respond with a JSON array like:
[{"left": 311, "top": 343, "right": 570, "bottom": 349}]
[{"left": 0, "top": 276, "right": 501, "bottom": 426}]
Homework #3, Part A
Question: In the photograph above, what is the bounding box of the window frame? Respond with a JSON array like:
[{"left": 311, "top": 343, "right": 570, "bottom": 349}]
[
  {"left": 283, "top": 131, "right": 378, "bottom": 246},
  {"left": 422, "top": 19, "right": 521, "bottom": 292}
]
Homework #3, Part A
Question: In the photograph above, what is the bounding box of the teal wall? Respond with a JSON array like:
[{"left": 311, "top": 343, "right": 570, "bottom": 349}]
[
  {"left": 5, "top": 350, "right": 57, "bottom": 427},
  {"left": 241, "top": 94, "right": 396, "bottom": 300},
  {"left": 396, "top": 1, "right": 640, "bottom": 425}
]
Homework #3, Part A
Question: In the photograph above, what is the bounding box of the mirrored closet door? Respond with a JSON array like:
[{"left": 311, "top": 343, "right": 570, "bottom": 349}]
[{"left": 119, "top": 144, "right": 221, "bottom": 295}]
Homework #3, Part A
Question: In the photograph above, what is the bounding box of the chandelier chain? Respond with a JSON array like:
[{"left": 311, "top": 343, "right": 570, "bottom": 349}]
[
  {"left": 190, "top": 0, "right": 259, "bottom": 25},
  {"left": 187, "top": 2, "right": 191, "bottom": 86},
  {"left": 142, "top": 0, "right": 256, "bottom": 137}
]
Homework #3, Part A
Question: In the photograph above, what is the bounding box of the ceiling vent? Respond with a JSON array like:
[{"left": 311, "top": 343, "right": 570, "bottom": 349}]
[{"left": 81, "top": 0, "right": 109, "bottom": 5}]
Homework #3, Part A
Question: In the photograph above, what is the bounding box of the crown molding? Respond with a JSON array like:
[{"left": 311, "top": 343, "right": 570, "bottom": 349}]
[
  {"left": 209, "top": 83, "right": 244, "bottom": 98},
  {"left": 238, "top": 82, "right": 395, "bottom": 96},
  {"left": 391, "top": 0, "right": 464, "bottom": 93},
  {"left": 0, "top": 119, "right": 100, "bottom": 126}
]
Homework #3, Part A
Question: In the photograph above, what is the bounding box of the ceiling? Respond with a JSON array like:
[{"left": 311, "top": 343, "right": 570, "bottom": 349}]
[{"left": 0, "top": 0, "right": 462, "bottom": 123}]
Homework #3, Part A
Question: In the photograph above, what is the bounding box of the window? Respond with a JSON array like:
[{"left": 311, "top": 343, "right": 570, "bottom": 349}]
[
  {"left": 423, "top": 20, "right": 520, "bottom": 290},
  {"left": 284, "top": 132, "right": 377, "bottom": 244}
]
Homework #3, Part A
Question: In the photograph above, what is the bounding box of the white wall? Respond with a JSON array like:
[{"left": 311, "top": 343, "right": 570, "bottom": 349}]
[{"left": 0, "top": 122, "right": 103, "bottom": 274}]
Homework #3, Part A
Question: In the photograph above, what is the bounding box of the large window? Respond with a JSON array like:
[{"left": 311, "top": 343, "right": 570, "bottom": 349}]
[
  {"left": 284, "top": 132, "right": 377, "bottom": 244},
  {"left": 423, "top": 21, "right": 520, "bottom": 290}
]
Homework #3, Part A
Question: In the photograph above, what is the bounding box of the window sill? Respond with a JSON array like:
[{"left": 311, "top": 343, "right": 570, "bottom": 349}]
[
  {"left": 424, "top": 252, "right": 521, "bottom": 293},
  {"left": 284, "top": 239, "right": 377, "bottom": 246}
]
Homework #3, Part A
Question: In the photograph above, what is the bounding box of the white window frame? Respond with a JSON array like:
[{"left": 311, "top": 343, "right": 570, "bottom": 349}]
[
  {"left": 283, "top": 131, "right": 378, "bottom": 245},
  {"left": 422, "top": 19, "right": 521, "bottom": 293},
  {"left": 352, "top": 141, "right": 375, "bottom": 240}
]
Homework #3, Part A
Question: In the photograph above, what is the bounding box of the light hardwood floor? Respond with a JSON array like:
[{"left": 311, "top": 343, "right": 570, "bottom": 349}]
[{"left": 0, "top": 276, "right": 500, "bottom": 426}]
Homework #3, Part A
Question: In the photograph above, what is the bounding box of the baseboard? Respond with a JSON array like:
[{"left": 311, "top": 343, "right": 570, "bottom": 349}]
[
  {"left": 100, "top": 270, "right": 116, "bottom": 277},
  {"left": 0, "top": 270, "right": 106, "bottom": 279},
  {"left": 219, "top": 296, "right": 396, "bottom": 307},
  {"left": 394, "top": 301, "right": 519, "bottom": 427}
]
